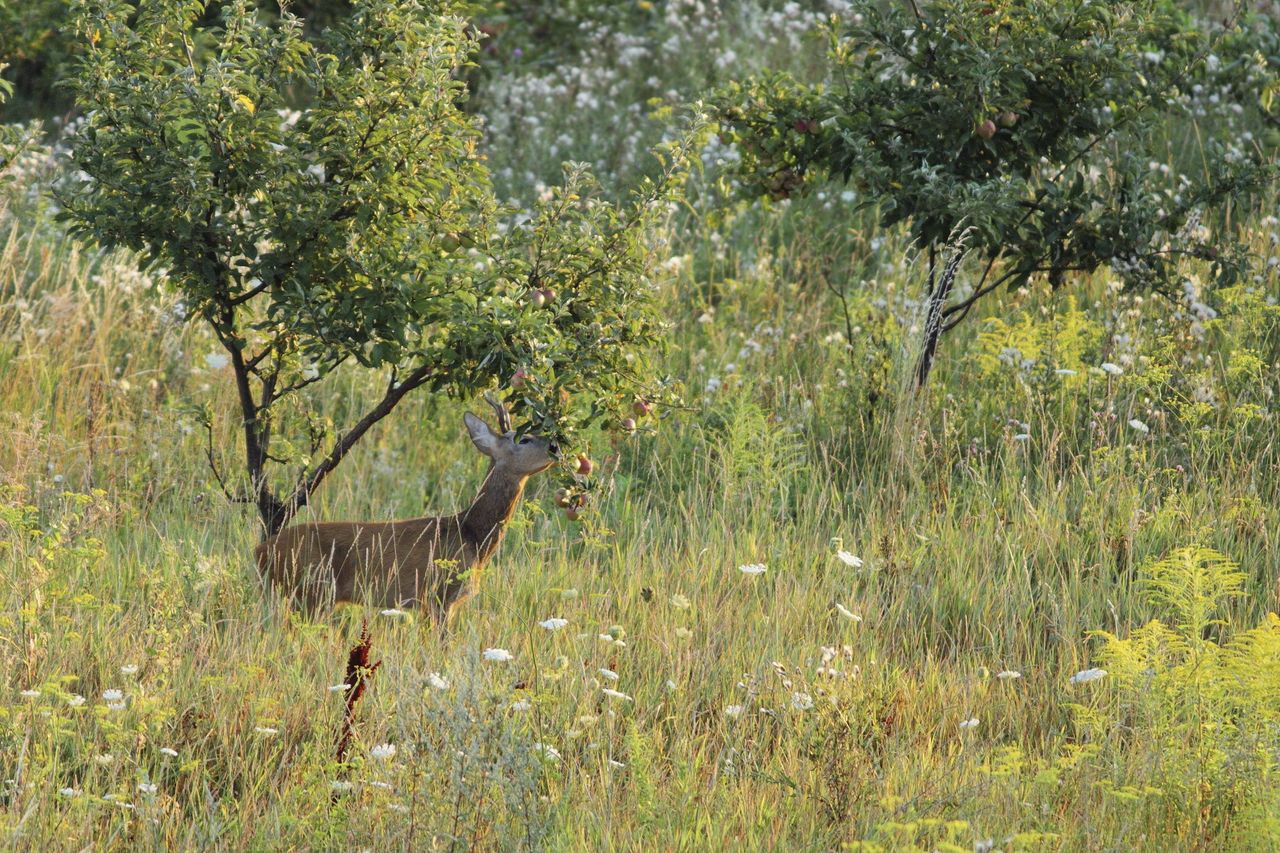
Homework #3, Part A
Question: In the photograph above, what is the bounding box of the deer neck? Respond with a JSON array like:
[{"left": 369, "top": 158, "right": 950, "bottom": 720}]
[{"left": 459, "top": 463, "right": 527, "bottom": 560}]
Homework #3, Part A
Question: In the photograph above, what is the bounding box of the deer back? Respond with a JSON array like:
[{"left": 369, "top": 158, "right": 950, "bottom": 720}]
[{"left": 255, "top": 515, "right": 481, "bottom": 618}]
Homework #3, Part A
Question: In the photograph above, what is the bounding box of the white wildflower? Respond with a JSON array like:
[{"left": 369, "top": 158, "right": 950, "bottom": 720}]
[
  {"left": 204, "top": 352, "right": 229, "bottom": 370},
  {"left": 738, "top": 563, "right": 767, "bottom": 575},
  {"left": 959, "top": 717, "right": 980, "bottom": 730},
  {"left": 483, "top": 648, "right": 513, "bottom": 662},
  {"left": 1101, "top": 362, "right": 1123, "bottom": 376},
  {"left": 120, "top": 664, "right": 139, "bottom": 676},
  {"left": 996, "top": 670, "right": 1022, "bottom": 681},
  {"left": 539, "top": 617, "right": 568, "bottom": 631},
  {"left": 601, "top": 688, "right": 633, "bottom": 702},
  {"left": 835, "top": 603, "right": 862, "bottom": 622},
  {"left": 1070, "top": 667, "right": 1107, "bottom": 685},
  {"left": 791, "top": 692, "right": 814, "bottom": 711},
  {"left": 1129, "top": 418, "right": 1150, "bottom": 433},
  {"left": 836, "top": 550, "right": 863, "bottom": 568},
  {"left": 426, "top": 672, "right": 450, "bottom": 690},
  {"left": 370, "top": 743, "right": 397, "bottom": 762},
  {"left": 724, "top": 704, "right": 745, "bottom": 719},
  {"left": 599, "top": 668, "right": 620, "bottom": 682}
]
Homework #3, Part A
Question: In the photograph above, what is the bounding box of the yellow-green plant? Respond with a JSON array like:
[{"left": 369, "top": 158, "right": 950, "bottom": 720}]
[{"left": 1086, "top": 547, "right": 1280, "bottom": 849}]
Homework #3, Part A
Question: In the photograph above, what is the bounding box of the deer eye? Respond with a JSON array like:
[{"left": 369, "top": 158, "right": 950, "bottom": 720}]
[{"left": 518, "top": 436, "right": 533, "bottom": 445}]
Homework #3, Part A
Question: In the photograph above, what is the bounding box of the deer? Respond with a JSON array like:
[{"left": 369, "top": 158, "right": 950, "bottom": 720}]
[{"left": 255, "top": 394, "right": 559, "bottom": 627}]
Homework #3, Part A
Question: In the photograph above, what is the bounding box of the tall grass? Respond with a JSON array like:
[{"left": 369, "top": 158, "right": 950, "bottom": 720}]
[{"left": 2, "top": 1, "right": 1279, "bottom": 849}]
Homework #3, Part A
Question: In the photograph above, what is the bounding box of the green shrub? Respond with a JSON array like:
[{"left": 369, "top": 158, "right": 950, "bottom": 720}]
[
  {"left": 62, "top": 0, "right": 690, "bottom": 534},
  {"left": 712, "top": 0, "right": 1278, "bottom": 385}
]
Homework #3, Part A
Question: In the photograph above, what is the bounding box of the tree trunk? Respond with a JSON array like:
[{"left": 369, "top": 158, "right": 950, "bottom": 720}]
[
  {"left": 915, "top": 247, "right": 963, "bottom": 389},
  {"left": 916, "top": 276, "right": 952, "bottom": 389},
  {"left": 257, "top": 490, "right": 289, "bottom": 540}
]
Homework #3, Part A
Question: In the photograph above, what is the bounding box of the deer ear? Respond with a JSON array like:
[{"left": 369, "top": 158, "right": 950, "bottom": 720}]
[{"left": 464, "top": 412, "right": 501, "bottom": 456}]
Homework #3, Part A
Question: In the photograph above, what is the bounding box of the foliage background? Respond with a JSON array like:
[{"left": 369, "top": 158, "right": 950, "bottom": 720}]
[{"left": 2, "top": 0, "right": 1279, "bottom": 849}]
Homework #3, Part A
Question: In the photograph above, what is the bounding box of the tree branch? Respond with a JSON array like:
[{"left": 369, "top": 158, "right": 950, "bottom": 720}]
[
  {"left": 274, "top": 364, "right": 434, "bottom": 532},
  {"left": 204, "top": 416, "right": 252, "bottom": 504}
]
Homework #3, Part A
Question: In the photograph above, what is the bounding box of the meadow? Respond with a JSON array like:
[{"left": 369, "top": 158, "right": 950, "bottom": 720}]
[{"left": 2, "top": 0, "right": 1279, "bottom": 850}]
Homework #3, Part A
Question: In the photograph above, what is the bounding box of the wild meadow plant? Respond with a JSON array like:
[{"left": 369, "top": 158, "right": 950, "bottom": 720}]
[{"left": 2, "top": 0, "right": 1279, "bottom": 849}]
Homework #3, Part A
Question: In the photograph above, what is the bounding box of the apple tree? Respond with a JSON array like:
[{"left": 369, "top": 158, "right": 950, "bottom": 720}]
[
  {"left": 712, "top": 0, "right": 1277, "bottom": 387},
  {"left": 63, "top": 0, "right": 685, "bottom": 536}
]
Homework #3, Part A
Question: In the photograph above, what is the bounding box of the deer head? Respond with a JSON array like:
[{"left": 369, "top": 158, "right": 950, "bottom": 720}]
[{"left": 463, "top": 392, "right": 559, "bottom": 476}]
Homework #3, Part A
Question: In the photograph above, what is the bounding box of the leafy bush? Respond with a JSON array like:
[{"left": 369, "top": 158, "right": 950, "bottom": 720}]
[
  {"left": 0, "top": 0, "right": 74, "bottom": 118},
  {"left": 0, "top": 66, "right": 40, "bottom": 181},
  {"left": 712, "top": 0, "right": 1278, "bottom": 385},
  {"left": 61, "top": 0, "right": 689, "bottom": 535}
]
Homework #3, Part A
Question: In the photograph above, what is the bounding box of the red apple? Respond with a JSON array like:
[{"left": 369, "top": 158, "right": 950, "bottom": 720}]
[
  {"left": 575, "top": 454, "right": 593, "bottom": 476},
  {"left": 554, "top": 488, "right": 572, "bottom": 508},
  {"left": 633, "top": 398, "right": 653, "bottom": 417},
  {"left": 539, "top": 287, "right": 557, "bottom": 304},
  {"left": 510, "top": 369, "right": 530, "bottom": 390},
  {"left": 565, "top": 506, "right": 582, "bottom": 522},
  {"left": 997, "top": 111, "right": 1018, "bottom": 128},
  {"left": 528, "top": 290, "right": 547, "bottom": 308},
  {"left": 620, "top": 417, "right": 637, "bottom": 433},
  {"left": 976, "top": 119, "right": 997, "bottom": 139}
]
